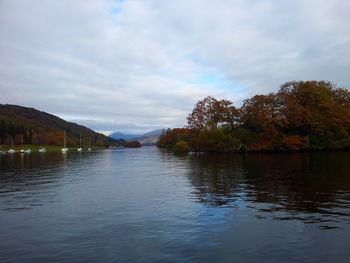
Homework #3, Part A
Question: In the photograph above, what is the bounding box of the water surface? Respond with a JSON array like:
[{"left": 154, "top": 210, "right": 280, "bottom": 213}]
[{"left": 1, "top": 148, "right": 350, "bottom": 262}]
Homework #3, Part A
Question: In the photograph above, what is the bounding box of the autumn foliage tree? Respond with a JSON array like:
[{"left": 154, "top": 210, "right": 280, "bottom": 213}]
[
  {"left": 158, "top": 81, "right": 350, "bottom": 152},
  {"left": 124, "top": 141, "right": 142, "bottom": 148},
  {"left": 187, "top": 96, "right": 239, "bottom": 131}
]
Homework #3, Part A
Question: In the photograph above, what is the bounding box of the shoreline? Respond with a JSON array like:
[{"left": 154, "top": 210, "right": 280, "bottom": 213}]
[{"left": 0, "top": 145, "right": 107, "bottom": 152}]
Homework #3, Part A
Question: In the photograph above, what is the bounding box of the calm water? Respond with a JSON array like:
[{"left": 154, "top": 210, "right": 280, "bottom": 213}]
[{"left": 0, "top": 147, "right": 350, "bottom": 263}]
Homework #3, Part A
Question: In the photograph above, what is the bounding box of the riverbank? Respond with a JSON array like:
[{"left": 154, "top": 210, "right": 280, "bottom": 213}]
[{"left": 0, "top": 145, "right": 107, "bottom": 152}]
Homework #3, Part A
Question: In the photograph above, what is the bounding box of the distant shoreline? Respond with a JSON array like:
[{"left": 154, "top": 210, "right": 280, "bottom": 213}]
[{"left": 0, "top": 145, "right": 107, "bottom": 152}]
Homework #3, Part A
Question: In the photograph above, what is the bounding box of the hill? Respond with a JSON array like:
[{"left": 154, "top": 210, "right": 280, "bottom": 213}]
[
  {"left": 0, "top": 104, "right": 122, "bottom": 147},
  {"left": 132, "top": 129, "right": 164, "bottom": 145},
  {"left": 109, "top": 132, "right": 141, "bottom": 141},
  {"left": 109, "top": 129, "right": 164, "bottom": 145}
]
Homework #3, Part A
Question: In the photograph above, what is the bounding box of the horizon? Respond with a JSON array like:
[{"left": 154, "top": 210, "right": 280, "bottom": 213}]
[{"left": 1, "top": 0, "right": 349, "bottom": 134}]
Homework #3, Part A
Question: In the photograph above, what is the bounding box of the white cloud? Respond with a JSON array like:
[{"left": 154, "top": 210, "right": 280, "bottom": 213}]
[{"left": 0, "top": 0, "right": 349, "bottom": 133}]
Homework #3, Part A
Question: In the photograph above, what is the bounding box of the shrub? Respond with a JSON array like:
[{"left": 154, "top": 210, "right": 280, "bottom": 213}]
[
  {"left": 124, "top": 140, "right": 142, "bottom": 148},
  {"left": 173, "top": 141, "right": 189, "bottom": 154}
]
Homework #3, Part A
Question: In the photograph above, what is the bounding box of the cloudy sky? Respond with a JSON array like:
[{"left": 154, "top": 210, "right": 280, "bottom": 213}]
[{"left": 1, "top": 0, "right": 349, "bottom": 134}]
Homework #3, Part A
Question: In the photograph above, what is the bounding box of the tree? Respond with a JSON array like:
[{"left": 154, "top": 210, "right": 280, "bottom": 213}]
[
  {"left": 160, "top": 80, "right": 350, "bottom": 153},
  {"left": 173, "top": 141, "right": 189, "bottom": 154},
  {"left": 31, "top": 133, "right": 45, "bottom": 145},
  {"left": 241, "top": 94, "right": 281, "bottom": 134},
  {"left": 187, "top": 96, "right": 238, "bottom": 131},
  {"left": 95, "top": 139, "right": 107, "bottom": 147},
  {"left": 14, "top": 134, "right": 23, "bottom": 146},
  {"left": 47, "top": 133, "right": 59, "bottom": 146},
  {"left": 124, "top": 141, "right": 142, "bottom": 148}
]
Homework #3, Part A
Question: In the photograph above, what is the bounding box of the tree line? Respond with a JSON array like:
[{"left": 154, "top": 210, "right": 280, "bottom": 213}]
[
  {"left": 158, "top": 81, "right": 350, "bottom": 153},
  {"left": 0, "top": 123, "right": 109, "bottom": 147}
]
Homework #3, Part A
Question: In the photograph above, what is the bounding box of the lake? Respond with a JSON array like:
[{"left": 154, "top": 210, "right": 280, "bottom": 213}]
[{"left": 1, "top": 147, "right": 350, "bottom": 262}]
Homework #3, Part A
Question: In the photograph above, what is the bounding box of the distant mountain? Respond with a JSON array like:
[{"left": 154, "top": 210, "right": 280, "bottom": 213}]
[
  {"left": 109, "top": 129, "right": 164, "bottom": 145},
  {"left": 0, "top": 104, "right": 122, "bottom": 147},
  {"left": 109, "top": 132, "right": 141, "bottom": 140},
  {"left": 129, "top": 129, "right": 164, "bottom": 145}
]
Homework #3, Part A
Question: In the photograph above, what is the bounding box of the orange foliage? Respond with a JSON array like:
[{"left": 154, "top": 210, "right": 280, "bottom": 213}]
[
  {"left": 124, "top": 141, "right": 142, "bottom": 148},
  {"left": 159, "top": 80, "right": 350, "bottom": 152}
]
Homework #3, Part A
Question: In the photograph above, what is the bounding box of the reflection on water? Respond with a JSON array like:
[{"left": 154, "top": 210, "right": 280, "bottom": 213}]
[
  {"left": 1, "top": 148, "right": 350, "bottom": 263},
  {"left": 184, "top": 152, "right": 350, "bottom": 225}
]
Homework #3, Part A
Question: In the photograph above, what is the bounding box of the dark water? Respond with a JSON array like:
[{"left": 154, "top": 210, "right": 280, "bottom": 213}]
[{"left": 1, "top": 148, "right": 350, "bottom": 263}]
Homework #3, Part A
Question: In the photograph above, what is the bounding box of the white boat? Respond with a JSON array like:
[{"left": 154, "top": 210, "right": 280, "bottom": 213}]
[
  {"left": 61, "top": 148, "right": 68, "bottom": 153},
  {"left": 24, "top": 149, "right": 31, "bottom": 153},
  {"left": 19, "top": 134, "right": 24, "bottom": 153},
  {"left": 61, "top": 130, "right": 68, "bottom": 153},
  {"left": 77, "top": 133, "right": 82, "bottom": 151},
  {"left": 8, "top": 137, "right": 16, "bottom": 153},
  {"left": 38, "top": 147, "right": 46, "bottom": 152},
  {"left": 87, "top": 138, "right": 91, "bottom": 151}
]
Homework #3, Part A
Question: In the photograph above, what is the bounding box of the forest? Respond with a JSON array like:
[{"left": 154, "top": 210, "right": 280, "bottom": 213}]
[
  {"left": 158, "top": 81, "right": 350, "bottom": 153},
  {"left": 0, "top": 104, "right": 122, "bottom": 147}
]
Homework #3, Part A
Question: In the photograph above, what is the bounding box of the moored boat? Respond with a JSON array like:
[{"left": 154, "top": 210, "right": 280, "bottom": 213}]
[
  {"left": 8, "top": 138, "right": 16, "bottom": 153},
  {"left": 38, "top": 147, "right": 46, "bottom": 152},
  {"left": 19, "top": 134, "right": 25, "bottom": 153},
  {"left": 61, "top": 148, "right": 68, "bottom": 153},
  {"left": 61, "top": 130, "right": 68, "bottom": 153},
  {"left": 87, "top": 138, "right": 91, "bottom": 151},
  {"left": 77, "top": 133, "right": 82, "bottom": 151}
]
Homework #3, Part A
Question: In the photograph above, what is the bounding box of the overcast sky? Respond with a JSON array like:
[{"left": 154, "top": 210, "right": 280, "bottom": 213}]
[{"left": 1, "top": 0, "right": 349, "bottom": 134}]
